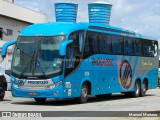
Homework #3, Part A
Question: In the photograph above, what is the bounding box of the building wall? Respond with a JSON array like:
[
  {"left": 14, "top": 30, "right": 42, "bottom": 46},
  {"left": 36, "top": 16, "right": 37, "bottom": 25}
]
[
  {"left": 4, "top": 0, "right": 14, "bottom": 3},
  {"left": 0, "top": 0, "right": 46, "bottom": 24},
  {"left": 0, "top": 0, "right": 46, "bottom": 71},
  {"left": 0, "top": 16, "right": 30, "bottom": 41},
  {"left": 0, "top": 16, "right": 31, "bottom": 70}
]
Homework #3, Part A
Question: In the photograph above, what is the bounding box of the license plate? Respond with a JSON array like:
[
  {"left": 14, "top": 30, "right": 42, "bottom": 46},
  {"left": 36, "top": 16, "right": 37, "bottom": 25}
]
[{"left": 29, "top": 92, "right": 37, "bottom": 95}]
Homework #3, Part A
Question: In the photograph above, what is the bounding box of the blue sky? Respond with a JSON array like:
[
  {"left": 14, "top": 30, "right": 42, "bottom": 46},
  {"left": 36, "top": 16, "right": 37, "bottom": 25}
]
[{"left": 15, "top": 0, "right": 160, "bottom": 41}]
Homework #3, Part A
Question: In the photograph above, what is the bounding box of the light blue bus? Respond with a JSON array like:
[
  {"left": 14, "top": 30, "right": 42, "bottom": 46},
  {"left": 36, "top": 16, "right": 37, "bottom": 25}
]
[{"left": 2, "top": 22, "right": 158, "bottom": 103}]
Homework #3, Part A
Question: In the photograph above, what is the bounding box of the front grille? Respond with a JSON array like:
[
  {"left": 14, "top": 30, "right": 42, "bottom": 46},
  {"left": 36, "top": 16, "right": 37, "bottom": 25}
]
[{"left": 20, "top": 86, "right": 47, "bottom": 90}]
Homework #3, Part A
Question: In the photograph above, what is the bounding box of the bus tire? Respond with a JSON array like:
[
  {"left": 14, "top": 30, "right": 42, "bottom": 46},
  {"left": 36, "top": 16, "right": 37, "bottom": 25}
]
[
  {"left": 34, "top": 98, "right": 46, "bottom": 104},
  {"left": 77, "top": 83, "right": 89, "bottom": 104},
  {"left": 140, "top": 81, "right": 147, "bottom": 97},
  {"left": 131, "top": 80, "right": 140, "bottom": 97},
  {"left": 0, "top": 82, "right": 5, "bottom": 101}
]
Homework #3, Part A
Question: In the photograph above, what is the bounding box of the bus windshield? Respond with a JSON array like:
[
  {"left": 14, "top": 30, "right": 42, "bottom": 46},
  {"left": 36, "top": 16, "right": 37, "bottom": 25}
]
[{"left": 11, "top": 36, "right": 65, "bottom": 78}]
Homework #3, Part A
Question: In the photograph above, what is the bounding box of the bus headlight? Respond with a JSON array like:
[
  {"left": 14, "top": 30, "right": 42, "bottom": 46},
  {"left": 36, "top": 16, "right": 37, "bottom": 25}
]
[
  {"left": 55, "top": 81, "right": 62, "bottom": 87},
  {"left": 46, "top": 81, "right": 62, "bottom": 89},
  {"left": 47, "top": 84, "right": 55, "bottom": 89},
  {"left": 11, "top": 81, "right": 18, "bottom": 88}
]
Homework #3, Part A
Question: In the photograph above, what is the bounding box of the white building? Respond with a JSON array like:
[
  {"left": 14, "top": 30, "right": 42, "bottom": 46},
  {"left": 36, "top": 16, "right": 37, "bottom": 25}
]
[
  {"left": 0, "top": 0, "right": 46, "bottom": 41},
  {"left": 0, "top": 0, "right": 46, "bottom": 70}
]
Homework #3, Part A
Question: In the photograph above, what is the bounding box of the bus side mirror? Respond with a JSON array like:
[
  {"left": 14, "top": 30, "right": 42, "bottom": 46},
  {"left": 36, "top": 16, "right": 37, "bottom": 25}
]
[
  {"left": 2, "top": 40, "right": 16, "bottom": 58},
  {"left": 60, "top": 40, "right": 73, "bottom": 56}
]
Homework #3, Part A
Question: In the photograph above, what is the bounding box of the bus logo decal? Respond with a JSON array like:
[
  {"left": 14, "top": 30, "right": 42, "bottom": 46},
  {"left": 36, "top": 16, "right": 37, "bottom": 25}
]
[
  {"left": 18, "top": 80, "right": 26, "bottom": 86},
  {"left": 119, "top": 60, "right": 132, "bottom": 90}
]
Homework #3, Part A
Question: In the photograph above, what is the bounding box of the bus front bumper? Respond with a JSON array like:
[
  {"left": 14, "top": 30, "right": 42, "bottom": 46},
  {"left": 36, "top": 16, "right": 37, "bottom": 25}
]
[{"left": 11, "top": 85, "right": 64, "bottom": 98}]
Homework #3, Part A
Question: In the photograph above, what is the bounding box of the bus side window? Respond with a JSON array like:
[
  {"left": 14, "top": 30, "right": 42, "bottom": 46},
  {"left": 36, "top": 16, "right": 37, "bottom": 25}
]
[
  {"left": 143, "top": 40, "right": 148, "bottom": 57},
  {"left": 66, "top": 45, "right": 75, "bottom": 68},
  {"left": 142, "top": 40, "right": 158, "bottom": 57},
  {"left": 100, "top": 34, "right": 111, "bottom": 54},
  {"left": 88, "top": 35, "right": 94, "bottom": 53},
  {"left": 96, "top": 35, "right": 101, "bottom": 53},
  {"left": 134, "top": 39, "right": 142, "bottom": 56},
  {"left": 124, "top": 37, "right": 133, "bottom": 55},
  {"left": 124, "top": 38, "right": 129, "bottom": 55},
  {"left": 153, "top": 41, "right": 158, "bottom": 57},
  {"left": 112, "top": 35, "right": 123, "bottom": 55},
  {"left": 85, "top": 33, "right": 97, "bottom": 53},
  {"left": 79, "top": 32, "right": 84, "bottom": 53},
  {"left": 143, "top": 40, "right": 151, "bottom": 57}
]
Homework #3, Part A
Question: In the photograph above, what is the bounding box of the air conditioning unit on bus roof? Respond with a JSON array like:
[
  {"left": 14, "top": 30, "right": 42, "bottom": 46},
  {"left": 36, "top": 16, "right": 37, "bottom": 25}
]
[
  {"left": 88, "top": 1, "right": 112, "bottom": 25},
  {"left": 54, "top": 3, "right": 78, "bottom": 23},
  {"left": 54, "top": 1, "right": 112, "bottom": 25}
]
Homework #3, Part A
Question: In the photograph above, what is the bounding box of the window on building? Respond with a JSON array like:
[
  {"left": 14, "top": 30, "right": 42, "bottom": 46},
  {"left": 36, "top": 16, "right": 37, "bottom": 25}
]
[
  {"left": 7, "top": 29, "right": 13, "bottom": 36},
  {"left": 0, "top": 28, "right": 3, "bottom": 40}
]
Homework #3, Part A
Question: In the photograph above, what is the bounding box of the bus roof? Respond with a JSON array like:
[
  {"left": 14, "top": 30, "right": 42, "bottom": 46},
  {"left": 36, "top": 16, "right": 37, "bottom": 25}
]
[
  {"left": 20, "top": 22, "right": 156, "bottom": 40},
  {"left": 20, "top": 22, "right": 84, "bottom": 36}
]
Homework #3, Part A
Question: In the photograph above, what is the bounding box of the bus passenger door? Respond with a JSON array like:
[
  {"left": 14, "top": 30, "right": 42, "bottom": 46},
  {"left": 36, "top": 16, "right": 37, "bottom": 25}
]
[
  {"left": 64, "top": 31, "right": 84, "bottom": 97},
  {"left": 65, "top": 31, "right": 84, "bottom": 77}
]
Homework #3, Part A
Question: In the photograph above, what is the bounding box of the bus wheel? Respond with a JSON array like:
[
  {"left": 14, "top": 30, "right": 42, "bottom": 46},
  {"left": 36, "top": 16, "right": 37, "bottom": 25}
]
[
  {"left": 131, "top": 81, "right": 140, "bottom": 97},
  {"left": 0, "top": 82, "right": 5, "bottom": 101},
  {"left": 77, "top": 83, "right": 89, "bottom": 103},
  {"left": 140, "top": 81, "right": 147, "bottom": 97},
  {"left": 34, "top": 98, "right": 46, "bottom": 104}
]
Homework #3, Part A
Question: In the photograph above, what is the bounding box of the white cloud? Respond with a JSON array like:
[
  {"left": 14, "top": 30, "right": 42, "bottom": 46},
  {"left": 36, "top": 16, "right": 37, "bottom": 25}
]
[{"left": 15, "top": 0, "right": 160, "bottom": 41}]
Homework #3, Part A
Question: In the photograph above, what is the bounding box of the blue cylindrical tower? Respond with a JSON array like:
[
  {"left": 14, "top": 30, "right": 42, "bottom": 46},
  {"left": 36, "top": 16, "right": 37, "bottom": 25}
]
[
  {"left": 54, "top": 3, "right": 78, "bottom": 23},
  {"left": 88, "top": 1, "right": 112, "bottom": 25}
]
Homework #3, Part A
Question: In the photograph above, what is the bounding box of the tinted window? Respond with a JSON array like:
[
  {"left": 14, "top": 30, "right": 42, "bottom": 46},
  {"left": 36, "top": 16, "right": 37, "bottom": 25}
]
[
  {"left": 133, "top": 39, "right": 142, "bottom": 56},
  {"left": 85, "top": 32, "right": 98, "bottom": 53},
  {"left": 143, "top": 40, "right": 158, "bottom": 57},
  {"left": 100, "top": 34, "right": 111, "bottom": 54},
  {"left": 69, "top": 31, "right": 80, "bottom": 53},
  {"left": 112, "top": 35, "right": 123, "bottom": 55},
  {"left": 124, "top": 37, "right": 134, "bottom": 55},
  {"left": 84, "top": 31, "right": 158, "bottom": 58},
  {"left": 67, "top": 31, "right": 85, "bottom": 67},
  {"left": 154, "top": 41, "right": 158, "bottom": 57}
]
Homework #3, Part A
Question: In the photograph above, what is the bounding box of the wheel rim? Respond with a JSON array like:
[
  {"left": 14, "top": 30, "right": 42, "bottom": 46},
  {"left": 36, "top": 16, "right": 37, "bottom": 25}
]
[
  {"left": 82, "top": 87, "right": 88, "bottom": 98},
  {"left": 135, "top": 83, "right": 140, "bottom": 95},
  {"left": 142, "top": 83, "right": 146, "bottom": 94}
]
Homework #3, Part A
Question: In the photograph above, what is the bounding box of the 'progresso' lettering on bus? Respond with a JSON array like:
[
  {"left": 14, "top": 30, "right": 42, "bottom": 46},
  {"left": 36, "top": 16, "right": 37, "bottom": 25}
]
[
  {"left": 28, "top": 81, "right": 48, "bottom": 84},
  {"left": 92, "top": 58, "right": 114, "bottom": 66}
]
